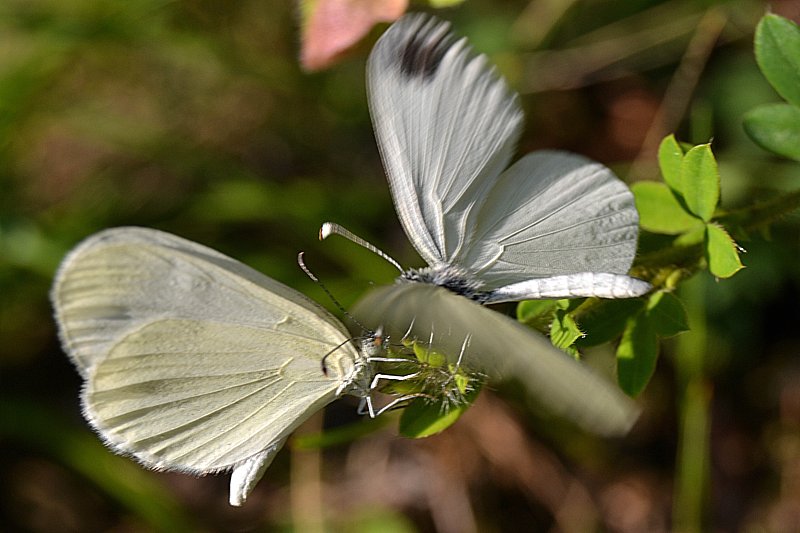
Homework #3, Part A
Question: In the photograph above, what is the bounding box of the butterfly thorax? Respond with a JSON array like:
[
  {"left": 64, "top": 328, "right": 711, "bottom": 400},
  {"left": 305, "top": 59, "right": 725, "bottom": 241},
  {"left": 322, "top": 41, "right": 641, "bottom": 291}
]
[
  {"left": 335, "top": 352, "right": 371, "bottom": 397},
  {"left": 336, "top": 334, "right": 383, "bottom": 397},
  {"left": 400, "top": 265, "right": 485, "bottom": 301}
]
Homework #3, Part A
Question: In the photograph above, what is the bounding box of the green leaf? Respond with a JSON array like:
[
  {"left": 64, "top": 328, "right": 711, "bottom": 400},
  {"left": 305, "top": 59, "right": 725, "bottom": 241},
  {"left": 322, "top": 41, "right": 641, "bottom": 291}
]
[
  {"left": 398, "top": 387, "right": 480, "bottom": 438},
  {"left": 575, "top": 299, "right": 646, "bottom": 348},
  {"left": 516, "top": 299, "right": 558, "bottom": 332},
  {"left": 411, "top": 341, "right": 447, "bottom": 367},
  {"left": 705, "top": 223, "right": 744, "bottom": 278},
  {"left": 632, "top": 181, "right": 702, "bottom": 234},
  {"left": 743, "top": 103, "right": 800, "bottom": 161},
  {"left": 658, "top": 134, "right": 685, "bottom": 194},
  {"left": 398, "top": 401, "right": 464, "bottom": 438},
  {"left": 550, "top": 306, "right": 583, "bottom": 357},
  {"left": 674, "top": 224, "right": 707, "bottom": 247},
  {"left": 616, "top": 315, "right": 659, "bottom": 397},
  {"left": 646, "top": 291, "right": 689, "bottom": 337},
  {"left": 680, "top": 144, "right": 719, "bottom": 222},
  {"left": 755, "top": 14, "right": 800, "bottom": 107}
]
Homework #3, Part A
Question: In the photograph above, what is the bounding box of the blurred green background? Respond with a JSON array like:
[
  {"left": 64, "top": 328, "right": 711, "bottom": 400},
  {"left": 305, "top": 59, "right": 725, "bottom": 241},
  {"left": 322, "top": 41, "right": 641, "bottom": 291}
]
[{"left": 2, "top": 0, "right": 800, "bottom": 531}]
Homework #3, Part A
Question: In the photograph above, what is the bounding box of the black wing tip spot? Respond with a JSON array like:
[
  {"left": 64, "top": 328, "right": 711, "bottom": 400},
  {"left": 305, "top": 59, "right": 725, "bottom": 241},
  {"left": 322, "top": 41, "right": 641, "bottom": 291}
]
[{"left": 397, "top": 18, "right": 453, "bottom": 80}]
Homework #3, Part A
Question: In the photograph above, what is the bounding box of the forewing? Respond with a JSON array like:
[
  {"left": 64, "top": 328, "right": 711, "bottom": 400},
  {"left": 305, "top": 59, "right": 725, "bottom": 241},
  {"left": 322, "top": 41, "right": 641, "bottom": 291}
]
[
  {"left": 352, "top": 284, "right": 639, "bottom": 436},
  {"left": 83, "top": 319, "right": 343, "bottom": 474},
  {"left": 51, "top": 227, "right": 351, "bottom": 375},
  {"left": 368, "top": 14, "right": 523, "bottom": 265},
  {"left": 460, "top": 151, "right": 641, "bottom": 288}
]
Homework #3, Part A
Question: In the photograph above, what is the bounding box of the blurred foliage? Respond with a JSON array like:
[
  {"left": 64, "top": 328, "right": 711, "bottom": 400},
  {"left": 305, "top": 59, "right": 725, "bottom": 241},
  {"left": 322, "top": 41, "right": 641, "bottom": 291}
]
[{"left": 3, "top": 0, "right": 800, "bottom": 531}]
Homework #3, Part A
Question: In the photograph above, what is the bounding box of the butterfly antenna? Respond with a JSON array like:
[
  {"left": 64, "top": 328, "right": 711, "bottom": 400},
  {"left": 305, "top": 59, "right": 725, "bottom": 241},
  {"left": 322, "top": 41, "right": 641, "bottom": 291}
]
[
  {"left": 320, "top": 222, "right": 404, "bottom": 273},
  {"left": 297, "top": 251, "right": 369, "bottom": 330},
  {"left": 319, "top": 338, "right": 355, "bottom": 376}
]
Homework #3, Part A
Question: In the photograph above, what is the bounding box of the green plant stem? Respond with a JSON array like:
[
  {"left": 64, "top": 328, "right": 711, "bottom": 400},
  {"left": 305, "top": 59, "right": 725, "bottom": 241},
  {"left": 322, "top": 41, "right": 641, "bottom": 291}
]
[{"left": 672, "top": 275, "right": 712, "bottom": 531}]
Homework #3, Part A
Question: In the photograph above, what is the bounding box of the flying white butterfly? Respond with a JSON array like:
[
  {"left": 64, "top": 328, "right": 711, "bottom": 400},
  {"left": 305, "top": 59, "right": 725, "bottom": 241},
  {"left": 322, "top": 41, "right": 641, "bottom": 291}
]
[
  {"left": 322, "top": 13, "right": 651, "bottom": 304},
  {"left": 51, "top": 227, "right": 395, "bottom": 506},
  {"left": 320, "top": 14, "right": 650, "bottom": 434}
]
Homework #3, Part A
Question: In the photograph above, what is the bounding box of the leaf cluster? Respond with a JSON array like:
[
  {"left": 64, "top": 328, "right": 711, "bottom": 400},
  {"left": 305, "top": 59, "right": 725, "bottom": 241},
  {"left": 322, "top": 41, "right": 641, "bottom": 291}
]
[
  {"left": 507, "top": 15, "right": 800, "bottom": 400},
  {"left": 743, "top": 14, "right": 800, "bottom": 161}
]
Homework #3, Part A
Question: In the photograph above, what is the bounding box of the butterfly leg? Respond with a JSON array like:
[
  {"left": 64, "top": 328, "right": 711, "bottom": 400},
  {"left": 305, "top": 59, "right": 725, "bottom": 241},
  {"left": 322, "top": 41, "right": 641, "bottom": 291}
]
[
  {"left": 370, "top": 371, "right": 421, "bottom": 391},
  {"left": 357, "top": 395, "right": 378, "bottom": 418},
  {"left": 371, "top": 393, "right": 431, "bottom": 417}
]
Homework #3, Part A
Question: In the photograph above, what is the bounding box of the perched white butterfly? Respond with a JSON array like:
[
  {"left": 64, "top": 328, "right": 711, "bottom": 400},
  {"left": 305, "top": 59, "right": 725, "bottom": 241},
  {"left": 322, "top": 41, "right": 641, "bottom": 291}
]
[
  {"left": 320, "top": 14, "right": 650, "bottom": 434},
  {"left": 51, "top": 227, "right": 392, "bottom": 506}
]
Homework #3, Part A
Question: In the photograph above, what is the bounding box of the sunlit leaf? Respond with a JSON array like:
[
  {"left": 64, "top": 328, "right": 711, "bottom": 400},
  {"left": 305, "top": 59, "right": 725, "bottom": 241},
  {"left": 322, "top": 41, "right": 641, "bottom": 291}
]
[
  {"left": 705, "top": 223, "right": 744, "bottom": 278},
  {"left": 674, "top": 224, "right": 707, "bottom": 247},
  {"left": 680, "top": 144, "right": 719, "bottom": 222},
  {"left": 743, "top": 103, "right": 800, "bottom": 161},
  {"left": 755, "top": 14, "right": 800, "bottom": 107},
  {"left": 658, "top": 134, "right": 685, "bottom": 194},
  {"left": 398, "top": 386, "right": 480, "bottom": 438},
  {"left": 411, "top": 340, "right": 447, "bottom": 367},
  {"left": 632, "top": 181, "right": 702, "bottom": 234},
  {"left": 550, "top": 305, "right": 583, "bottom": 358},
  {"left": 646, "top": 291, "right": 689, "bottom": 337},
  {"left": 617, "top": 315, "right": 658, "bottom": 397}
]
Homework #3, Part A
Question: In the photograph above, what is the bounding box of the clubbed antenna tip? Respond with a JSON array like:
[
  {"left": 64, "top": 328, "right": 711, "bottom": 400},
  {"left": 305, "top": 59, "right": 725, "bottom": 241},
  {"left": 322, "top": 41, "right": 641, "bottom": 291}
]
[{"left": 318, "top": 222, "right": 404, "bottom": 273}]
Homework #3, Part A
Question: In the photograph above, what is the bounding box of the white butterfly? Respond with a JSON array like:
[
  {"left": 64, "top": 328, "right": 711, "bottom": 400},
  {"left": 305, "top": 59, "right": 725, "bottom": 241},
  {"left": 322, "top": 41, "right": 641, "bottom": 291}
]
[
  {"left": 322, "top": 13, "right": 650, "bottom": 303},
  {"left": 320, "top": 14, "right": 649, "bottom": 435},
  {"left": 51, "top": 227, "right": 390, "bottom": 506}
]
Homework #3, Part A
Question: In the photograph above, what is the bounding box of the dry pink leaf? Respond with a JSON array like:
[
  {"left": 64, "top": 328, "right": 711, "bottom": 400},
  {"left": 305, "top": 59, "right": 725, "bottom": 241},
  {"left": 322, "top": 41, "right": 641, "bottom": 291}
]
[{"left": 300, "top": 0, "right": 408, "bottom": 71}]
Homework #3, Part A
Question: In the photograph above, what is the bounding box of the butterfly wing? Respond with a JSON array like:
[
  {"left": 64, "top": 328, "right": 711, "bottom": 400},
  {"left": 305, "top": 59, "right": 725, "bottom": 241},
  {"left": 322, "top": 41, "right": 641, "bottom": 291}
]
[
  {"left": 461, "top": 150, "right": 642, "bottom": 289},
  {"left": 370, "top": 16, "right": 645, "bottom": 298},
  {"left": 51, "top": 227, "right": 360, "bottom": 505},
  {"left": 352, "top": 283, "right": 639, "bottom": 436},
  {"left": 368, "top": 14, "right": 523, "bottom": 266},
  {"left": 83, "top": 319, "right": 339, "bottom": 503},
  {"left": 52, "top": 226, "right": 352, "bottom": 375}
]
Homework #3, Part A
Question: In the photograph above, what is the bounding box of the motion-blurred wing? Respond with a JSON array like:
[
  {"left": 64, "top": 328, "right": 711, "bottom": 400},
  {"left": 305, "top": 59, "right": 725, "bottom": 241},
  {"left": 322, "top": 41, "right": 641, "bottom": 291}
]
[
  {"left": 51, "top": 227, "right": 352, "bottom": 375},
  {"left": 352, "top": 283, "right": 639, "bottom": 436},
  {"left": 368, "top": 14, "right": 523, "bottom": 266}
]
